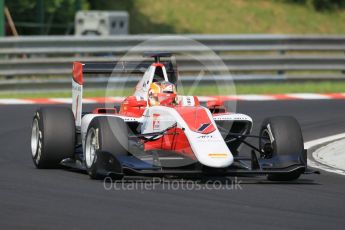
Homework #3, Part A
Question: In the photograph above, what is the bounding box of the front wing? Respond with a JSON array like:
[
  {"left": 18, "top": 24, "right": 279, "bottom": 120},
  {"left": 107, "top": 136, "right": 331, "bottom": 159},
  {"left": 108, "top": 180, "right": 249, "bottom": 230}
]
[{"left": 60, "top": 149, "right": 315, "bottom": 178}]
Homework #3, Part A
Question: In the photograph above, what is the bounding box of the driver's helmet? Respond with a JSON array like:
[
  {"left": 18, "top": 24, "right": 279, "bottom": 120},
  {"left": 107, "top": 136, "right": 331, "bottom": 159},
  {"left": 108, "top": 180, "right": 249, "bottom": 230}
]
[{"left": 148, "top": 81, "right": 177, "bottom": 106}]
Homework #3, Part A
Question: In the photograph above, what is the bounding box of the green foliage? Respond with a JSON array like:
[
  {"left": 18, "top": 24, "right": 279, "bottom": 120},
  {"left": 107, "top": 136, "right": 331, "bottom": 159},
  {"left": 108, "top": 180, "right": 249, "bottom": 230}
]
[
  {"left": 5, "top": 0, "right": 89, "bottom": 35},
  {"left": 4, "top": 0, "right": 345, "bottom": 35},
  {"left": 285, "top": 0, "right": 307, "bottom": 4},
  {"left": 86, "top": 0, "right": 176, "bottom": 33},
  {"left": 285, "top": 0, "right": 345, "bottom": 11},
  {"left": 312, "top": 0, "right": 345, "bottom": 11}
]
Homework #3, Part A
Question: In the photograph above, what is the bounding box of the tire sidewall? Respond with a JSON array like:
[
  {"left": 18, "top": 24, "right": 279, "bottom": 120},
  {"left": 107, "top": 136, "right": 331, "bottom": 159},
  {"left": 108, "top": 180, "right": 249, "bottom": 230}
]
[
  {"left": 31, "top": 111, "right": 45, "bottom": 168},
  {"left": 259, "top": 116, "right": 305, "bottom": 181},
  {"left": 260, "top": 116, "right": 304, "bottom": 157},
  {"left": 84, "top": 116, "right": 128, "bottom": 179},
  {"left": 85, "top": 123, "right": 100, "bottom": 178},
  {"left": 31, "top": 107, "right": 75, "bottom": 168}
]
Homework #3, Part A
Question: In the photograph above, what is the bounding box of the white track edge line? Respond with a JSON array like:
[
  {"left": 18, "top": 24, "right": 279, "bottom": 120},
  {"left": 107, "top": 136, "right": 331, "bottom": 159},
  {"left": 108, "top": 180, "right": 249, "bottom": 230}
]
[{"left": 305, "top": 133, "right": 345, "bottom": 176}]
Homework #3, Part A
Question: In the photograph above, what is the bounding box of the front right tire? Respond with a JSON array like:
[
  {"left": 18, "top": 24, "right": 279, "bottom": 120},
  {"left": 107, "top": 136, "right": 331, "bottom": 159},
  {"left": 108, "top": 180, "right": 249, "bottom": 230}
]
[{"left": 259, "top": 116, "right": 305, "bottom": 181}]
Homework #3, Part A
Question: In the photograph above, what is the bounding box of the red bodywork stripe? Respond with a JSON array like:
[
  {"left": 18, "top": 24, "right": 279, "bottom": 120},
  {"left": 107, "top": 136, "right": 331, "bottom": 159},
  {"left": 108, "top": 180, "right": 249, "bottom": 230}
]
[
  {"left": 119, "top": 96, "right": 147, "bottom": 117},
  {"left": 72, "top": 62, "right": 83, "bottom": 85},
  {"left": 152, "top": 63, "right": 164, "bottom": 67},
  {"left": 174, "top": 107, "right": 216, "bottom": 134},
  {"left": 144, "top": 127, "right": 195, "bottom": 160}
]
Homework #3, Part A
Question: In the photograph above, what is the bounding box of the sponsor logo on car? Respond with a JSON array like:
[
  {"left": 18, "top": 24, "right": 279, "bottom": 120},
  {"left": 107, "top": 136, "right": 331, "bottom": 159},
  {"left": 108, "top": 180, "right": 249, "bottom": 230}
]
[{"left": 208, "top": 153, "right": 228, "bottom": 158}]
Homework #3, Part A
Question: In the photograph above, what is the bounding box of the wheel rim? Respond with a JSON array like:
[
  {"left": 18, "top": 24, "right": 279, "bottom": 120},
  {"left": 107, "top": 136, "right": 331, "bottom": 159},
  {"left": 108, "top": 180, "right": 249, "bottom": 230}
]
[
  {"left": 85, "top": 128, "right": 98, "bottom": 168},
  {"left": 31, "top": 119, "right": 40, "bottom": 157}
]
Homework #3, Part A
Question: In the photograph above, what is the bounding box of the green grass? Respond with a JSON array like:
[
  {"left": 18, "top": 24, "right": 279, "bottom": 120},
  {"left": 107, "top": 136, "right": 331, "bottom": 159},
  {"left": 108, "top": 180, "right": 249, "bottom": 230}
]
[
  {"left": 1, "top": 81, "right": 344, "bottom": 98},
  {"left": 0, "top": 91, "right": 72, "bottom": 99},
  {"left": 120, "top": 0, "right": 345, "bottom": 34},
  {"left": 235, "top": 81, "right": 345, "bottom": 94}
]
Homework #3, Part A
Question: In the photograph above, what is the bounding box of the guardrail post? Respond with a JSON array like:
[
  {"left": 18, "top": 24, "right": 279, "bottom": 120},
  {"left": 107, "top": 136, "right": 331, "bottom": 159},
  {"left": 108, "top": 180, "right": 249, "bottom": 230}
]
[
  {"left": 277, "top": 50, "right": 285, "bottom": 75},
  {"left": 343, "top": 51, "right": 345, "bottom": 75}
]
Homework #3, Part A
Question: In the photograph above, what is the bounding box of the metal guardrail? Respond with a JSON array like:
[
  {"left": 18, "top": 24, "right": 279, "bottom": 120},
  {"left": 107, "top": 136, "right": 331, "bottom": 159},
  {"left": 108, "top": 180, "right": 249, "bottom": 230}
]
[
  {"left": 0, "top": 35, "right": 344, "bottom": 82},
  {"left": 1, "top": 35, "right": 345, "bottom": 54},
  {"left": 1, "top": 55, "right": 345, "bottom": 76}
]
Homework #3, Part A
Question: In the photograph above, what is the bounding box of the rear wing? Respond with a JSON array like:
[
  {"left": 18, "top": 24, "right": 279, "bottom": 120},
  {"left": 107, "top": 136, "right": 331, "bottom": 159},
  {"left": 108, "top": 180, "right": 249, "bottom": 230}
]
[
  {"left": 72, "top": 59, "right": 178, "bottom": 128},
  {"left": 72, "top": 61, "right": 177, "bottom": 84}
]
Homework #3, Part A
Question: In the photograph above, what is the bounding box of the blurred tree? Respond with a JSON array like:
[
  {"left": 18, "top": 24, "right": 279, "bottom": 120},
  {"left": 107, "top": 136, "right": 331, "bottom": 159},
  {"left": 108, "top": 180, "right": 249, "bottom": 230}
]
[
  {"left": 284, "top": 0, "right": 345, "bottom": 11},
  {"left": 5, "top": 0, "right": 89, "bottom": 35},
  {"left": 312, "top": 0, "right": 345, "bottom": 11},
  {"left": 7, "top": 0, "right": 343, "bottom": 35},
  {"left": 87, "top": 0, "right": 133, "bottom": 11},
  {"left": 285, "top": 0, "right": 307, "bottom": 4},
  {"left": 0, "top": 0, "right": 4, "bottom": 36}
]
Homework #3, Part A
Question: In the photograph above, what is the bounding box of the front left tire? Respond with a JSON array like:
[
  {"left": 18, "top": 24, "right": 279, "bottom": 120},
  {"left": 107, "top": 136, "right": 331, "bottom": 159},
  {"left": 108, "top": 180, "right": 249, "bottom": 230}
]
[
  {"left": 84, "top": 116, "right": 128, "bottom": 179},
  {"left": 31, "top": 107, "right": 76, "bottom": 168}
]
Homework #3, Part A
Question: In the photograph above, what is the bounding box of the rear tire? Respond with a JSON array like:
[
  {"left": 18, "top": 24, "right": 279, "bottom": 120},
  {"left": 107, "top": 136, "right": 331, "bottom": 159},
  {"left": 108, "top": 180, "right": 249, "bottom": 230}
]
[
  {"left": 31, "top": 107, "right": 75, "bottom": 168},
  {"left": 84, "top": 116, "right": 128, "bottom": 179},
  {"left": 259, "top": 116, "right": 305, "bottom": 181}
]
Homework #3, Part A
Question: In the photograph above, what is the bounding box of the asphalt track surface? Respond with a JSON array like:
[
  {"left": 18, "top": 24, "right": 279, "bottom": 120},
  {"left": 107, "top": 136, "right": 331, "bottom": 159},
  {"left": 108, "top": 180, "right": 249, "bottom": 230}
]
[{"left": 1, "top": 100, "right": 345, "bottom": 230}]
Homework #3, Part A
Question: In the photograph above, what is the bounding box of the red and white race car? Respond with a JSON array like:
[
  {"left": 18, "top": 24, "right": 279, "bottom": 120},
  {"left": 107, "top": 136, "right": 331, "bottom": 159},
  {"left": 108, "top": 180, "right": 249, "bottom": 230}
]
[{"left": 31, "top": 52, "right": 311, "bottom": 181}]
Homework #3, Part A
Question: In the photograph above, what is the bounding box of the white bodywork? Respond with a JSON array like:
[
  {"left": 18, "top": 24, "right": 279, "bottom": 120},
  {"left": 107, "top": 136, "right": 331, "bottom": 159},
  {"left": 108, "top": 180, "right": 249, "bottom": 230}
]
[
  {"left": 80, "top": 114, "right": 142, "bottom": 149},
  {"left": 75, "top": 61, "right": 253, "bottom": 168},
  {"left": 133, "top": 65, "right": 169, "bottom": 101},
  {"left": 140, "top": 106, "right": 234, "bottom": 168},
  {"left": 80, "top": 106, "right": 252, "bottom": 168},
  {"left": 213, "top": 113, "right": 253, "bottom": 123},
  {"left": 72, "top": 79, "right": 83, "bottom": 128}
]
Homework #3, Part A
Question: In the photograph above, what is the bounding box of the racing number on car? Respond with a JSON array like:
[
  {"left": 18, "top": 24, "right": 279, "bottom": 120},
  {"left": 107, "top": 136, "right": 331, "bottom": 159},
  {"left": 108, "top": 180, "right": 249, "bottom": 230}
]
[
  {"left": 153, "top": 114, "right": 160, "bottom": 130},
  {"left": 186, "top": 97, "right": 191, "bottom": 105}
]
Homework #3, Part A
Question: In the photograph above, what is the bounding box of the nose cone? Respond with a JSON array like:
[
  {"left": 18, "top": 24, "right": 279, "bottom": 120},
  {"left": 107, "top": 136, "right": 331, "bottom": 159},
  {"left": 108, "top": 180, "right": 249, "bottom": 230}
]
[
  {"left": 194, "top": 140, "right": 234, "bottom": 168},
  {"left": 174, "top": 106, "right": 234, "bottom": 168},
  {"left": 204, "top": 153, "right": 234, "bottom": 168}
]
